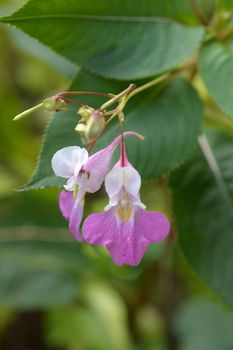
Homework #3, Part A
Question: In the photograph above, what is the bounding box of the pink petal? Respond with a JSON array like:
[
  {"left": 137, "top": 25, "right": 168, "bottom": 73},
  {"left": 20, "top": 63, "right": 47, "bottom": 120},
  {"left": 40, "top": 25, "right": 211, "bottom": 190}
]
[
  {"left": 59, "top": 190, "right": 83, "bottom": 242},
  {"left": 107, "top": 218, "right": 150, "bottom": 266},
  {"left": 81, "top": 148, "right": 112, "bottom": 193},
  {"left": 113, "top": 142, "right": 133, "bottom": 168},
  {"left": 134, "top": 208, "right": 170, "bottom": 243},
  {"left": 82, "top": 207, "right": 170, "bottom": 266},
  {"left": 69, "top": 199, "right": 84, "bottom": 242},
  {"left": 82, "top": 210, "right": 115, "bottom": 245},
  {"left": 59, "top": 190, "right": 74, "bottom": 220}
]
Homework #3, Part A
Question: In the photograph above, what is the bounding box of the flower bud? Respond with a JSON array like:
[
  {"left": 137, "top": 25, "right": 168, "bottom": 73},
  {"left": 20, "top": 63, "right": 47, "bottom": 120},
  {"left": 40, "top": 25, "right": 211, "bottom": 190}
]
[
  {"left": 75, "top": 123, "right": 86, "bottom": 136},
  {"left": 75, "top": 110, "right": 106, "bottom": 144},
  {"left": 42, "top": 98, "right": 69, "bottom": 112},
  {"left": 77, "top": 107, "right": 92, "bottom": 122}
]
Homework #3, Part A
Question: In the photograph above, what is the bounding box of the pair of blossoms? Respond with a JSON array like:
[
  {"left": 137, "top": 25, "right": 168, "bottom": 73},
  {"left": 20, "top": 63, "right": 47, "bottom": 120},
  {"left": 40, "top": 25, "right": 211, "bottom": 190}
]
[{"left": 52, "top": 132, "right": 170, "bottom": 266}]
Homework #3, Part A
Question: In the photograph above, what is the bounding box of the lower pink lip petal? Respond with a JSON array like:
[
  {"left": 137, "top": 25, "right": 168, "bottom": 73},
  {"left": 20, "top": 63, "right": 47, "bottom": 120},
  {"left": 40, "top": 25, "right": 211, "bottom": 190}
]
[
  {"left": 82, "top": 206, "right": 170, "bottom": 266},
  {"left": 69, "top": 201, "right": 84, "bottom": 242},
  {"left": 135, "top": 208, "right": 170, "bottom": 243},
  {"left": 82, "top": 210, "right": 115, "bottom": 246},
  {"left": 106, "top": 219, "right": 150, "bottom": 266},
  {"left": 82, "top": 208, "right": 150, "bottom": 266},
  {"left": 59, "top": 190, "right": 74, "bottom": 220},
  {"left": 59, "top": 190, "right": 84, "bottom": 242},
  {"left": 107, "top": 208, "right": 170, "bottom": 266}
]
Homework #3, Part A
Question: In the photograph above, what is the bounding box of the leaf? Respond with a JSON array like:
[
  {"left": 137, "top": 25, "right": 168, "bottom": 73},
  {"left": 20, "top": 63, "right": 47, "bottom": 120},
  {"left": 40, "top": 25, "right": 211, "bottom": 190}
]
[
  {"left": 0, "top": 239, "right": 89, "bottom": 274},
  {"left": 174, "top": 298, "right": 233, "bottom": 350},
  {"left": 199, "top": 40, "right": 233, "bottom": 118},
  {"left": 1, "top": 0, "right": 204, "bottom": 80},
  {"left": 21, "top": 71, "right": 203, "bottom": 190},
  {"left": 0, "top": 190, "right": 65, "bottom": 227},
  {"left": 218, "top": 0, "right": 233, "bottom": 11},
  {"left": 7, "top": 26, "right": 77, "bottom": 78},
  {"left": 0, "top": 269, "right": 75, "bottom": 309},
  {"left": 0, "top": 239, "right": 89, "bottom": 308},
  {"left": 171, "top": 129, "right": 233, "bottom": 306}
]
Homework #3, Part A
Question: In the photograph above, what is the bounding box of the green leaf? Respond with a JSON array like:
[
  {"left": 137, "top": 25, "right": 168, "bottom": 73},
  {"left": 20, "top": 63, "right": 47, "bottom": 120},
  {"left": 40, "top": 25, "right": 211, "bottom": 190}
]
[
  {"left": 0, "top": 190, "right": 65, "bottom": 227},
  {"left": 171, "top": 129, "right": 233, "bottom": 306},
  {"left": 0, "top": 239, "right": 89, "bottom": 308},
  {"left": 174, "top": 298, "right": 233, "bottom": 350},
  {"left": 7, "top": 26, "right": 77, "bottom": 78},
  {"left": 0, "top": 269, "right": 75, "bottom": 309},
  {"left": 218, "top": 0, "right": 233, "bottom": 11},
  {"left": 1, "top": 0, "right": 204, "bottom": 80},
  {"left": 21, "top": 71, "right": 203, "bottom": 190},
  {"left": 199, "top": 41, "right": 233, "bottom": 118}
]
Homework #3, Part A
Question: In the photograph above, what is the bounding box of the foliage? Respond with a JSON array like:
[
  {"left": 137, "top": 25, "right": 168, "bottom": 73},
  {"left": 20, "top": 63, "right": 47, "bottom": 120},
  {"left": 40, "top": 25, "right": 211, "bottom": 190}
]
[
  {"left": 1, "top": 0, "right": 233, "bottom": 348},
  {"left": 171, "top": 130, "right": 233, "bottom": 307},
  {"left": 174, "top": 298, "right": 233, "bottom": 350}
]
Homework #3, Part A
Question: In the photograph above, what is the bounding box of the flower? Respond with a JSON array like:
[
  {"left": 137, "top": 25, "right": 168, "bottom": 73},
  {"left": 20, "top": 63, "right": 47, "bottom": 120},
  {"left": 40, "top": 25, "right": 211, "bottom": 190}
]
[
  {"left": 83, "top": 144, "right": 170, "bottom": 266},
  {"left": 51, "top": 132, "right": 142, "bottom": 241}
]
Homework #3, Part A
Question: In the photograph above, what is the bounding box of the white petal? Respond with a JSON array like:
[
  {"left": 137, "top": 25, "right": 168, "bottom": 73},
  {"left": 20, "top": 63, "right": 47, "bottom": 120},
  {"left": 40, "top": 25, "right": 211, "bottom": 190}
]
[
  {"left": 74, "top": 148, "right": 89, "bottom": 176},
  {"left": 64, "top": 175, "right": 76, "bottom": 191},
  {"left": 105, "top": 167, "right": 123, "bottom": 199},
  {"left": 122, "top": 167, "right": 141, "bottom": 196},
  {"left": 132, "top": 196, "right": 146, "bottom": 209},
  {"left": 105, "top": 166, "right": 141, "bottom": 199},
  {"left": 51, "top": 146, "right": 88, "bottom": 178},
  {"left": 104, "top": 194, "right": 119, "bottom": 211}
]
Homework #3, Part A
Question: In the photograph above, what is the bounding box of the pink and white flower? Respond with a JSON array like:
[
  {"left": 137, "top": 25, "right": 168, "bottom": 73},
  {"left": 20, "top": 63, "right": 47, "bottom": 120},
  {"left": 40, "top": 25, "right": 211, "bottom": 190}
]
[
  {"left": 83, "top": 146, "right": 170, "bottom": 266},
  {"left": 51, "top": 132, "right": 141, "bottom": 241}
]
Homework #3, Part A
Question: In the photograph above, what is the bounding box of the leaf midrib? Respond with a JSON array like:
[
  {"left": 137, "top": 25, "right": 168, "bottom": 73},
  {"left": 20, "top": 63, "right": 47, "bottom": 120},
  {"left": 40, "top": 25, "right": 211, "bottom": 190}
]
[{"left": 1, "top": 14, "right": 175, "bottom": 24}]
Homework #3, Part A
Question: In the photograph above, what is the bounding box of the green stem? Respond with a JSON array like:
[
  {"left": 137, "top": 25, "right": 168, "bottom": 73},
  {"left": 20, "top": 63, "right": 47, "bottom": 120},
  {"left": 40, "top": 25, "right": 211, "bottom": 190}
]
[
  {"left": 13, "top": 103, "right": 44, "bottom": 121},
  {"left": 189, "top": 0, "right": 208, "bottom": 26},
  {"left": 106, "top": 95, "right": 128, "bottom": 124},
  {"left": 128, "top": 73, "right": 169, "bottom": 98},
  {"left": 105, "top": 74, "right": 170, "bottom": 126},
  {"left": 205, "top": 107, "right": 233, "bottom": 135},
  {"left": 219, "top": 26, "right": 233, "bottom": 41},
  {"left": 106, "top": 112, "right": 117, "bottom": 125},
  {"left": 100, "top": 83, "right": 136, "bottom": 110}
]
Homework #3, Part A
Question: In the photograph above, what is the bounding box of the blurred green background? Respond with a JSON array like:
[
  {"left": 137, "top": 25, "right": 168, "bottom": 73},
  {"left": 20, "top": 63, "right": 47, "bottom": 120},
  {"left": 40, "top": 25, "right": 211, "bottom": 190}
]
[{"left": 1, "top": 1, "right": 233, "bottom": 349}]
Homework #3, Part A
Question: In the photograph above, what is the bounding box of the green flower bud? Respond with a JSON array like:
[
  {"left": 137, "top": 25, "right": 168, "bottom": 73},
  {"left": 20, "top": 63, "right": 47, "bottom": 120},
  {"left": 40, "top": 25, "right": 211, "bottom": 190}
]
[
  {"left": 42, "top": 98, "right": 69, "bottom": 112},
  {"left": 75, "top": 123, "right": 86, "bottom": 134},
  {"left": 75, "top": 110, "right": 105, "bottom": 144},
  {"left": 77, "top": 106, "right": 92, "bottom": 122}
]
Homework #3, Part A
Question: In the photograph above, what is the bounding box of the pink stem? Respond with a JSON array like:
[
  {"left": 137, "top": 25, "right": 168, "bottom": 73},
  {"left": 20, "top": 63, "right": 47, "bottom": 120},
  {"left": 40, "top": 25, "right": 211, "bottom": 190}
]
[{"left": 120, "top": 129, "right": 126, "bottom": 167}]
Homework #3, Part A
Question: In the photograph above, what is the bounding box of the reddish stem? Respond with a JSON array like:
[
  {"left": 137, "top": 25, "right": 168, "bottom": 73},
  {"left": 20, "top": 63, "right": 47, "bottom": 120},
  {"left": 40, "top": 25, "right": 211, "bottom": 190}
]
[
  {"left": 118, "top": 117, "right": 126, "bottom": 167},
  {"left": 58, "top": 91, "right": 112, "bottom": 99},
  {"left": 60, "top": 97, "right": 88, "bottom": 108},
  {"left": 87, "top": 139, "right": 97, "bottom": 153}
]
